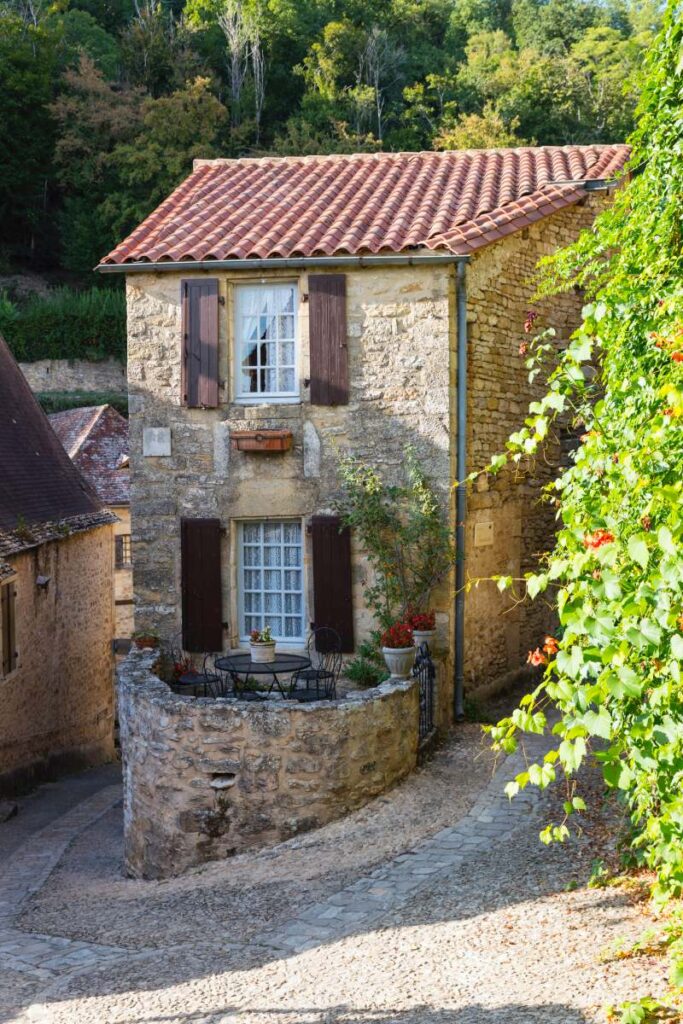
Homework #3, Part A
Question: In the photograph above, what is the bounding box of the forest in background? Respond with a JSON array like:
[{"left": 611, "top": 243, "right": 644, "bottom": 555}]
[{"left": 0, "top": 0, "right": 660, "bottom": 287}]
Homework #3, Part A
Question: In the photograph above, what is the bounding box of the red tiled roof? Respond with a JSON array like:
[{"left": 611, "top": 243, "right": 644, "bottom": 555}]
[
  {"left": 101, "top": 145, "right": 630, "bottom": 266},
  {"left": 49, "top": 405, "right": 129, "bottom": 508},
  {"left": 0, "top": 336, "right": 113, "bottom": 558}
]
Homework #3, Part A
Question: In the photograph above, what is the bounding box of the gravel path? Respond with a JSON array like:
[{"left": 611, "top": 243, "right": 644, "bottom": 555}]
[{"left": 0, "top": 710, "right": 669, "bottom": 1024}]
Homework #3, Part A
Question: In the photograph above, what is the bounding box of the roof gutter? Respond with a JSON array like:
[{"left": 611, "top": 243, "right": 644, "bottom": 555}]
[{"left": 95, "top": 253, "right": 470, "bottom": 274}]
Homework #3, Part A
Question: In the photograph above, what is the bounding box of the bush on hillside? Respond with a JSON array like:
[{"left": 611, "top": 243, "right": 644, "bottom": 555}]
[{"left": 0, "top": 287, "right": 125, "bottom": 362}]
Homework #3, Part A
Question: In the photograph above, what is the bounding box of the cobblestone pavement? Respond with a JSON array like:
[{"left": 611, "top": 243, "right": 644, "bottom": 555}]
[{"left": 0, "top": 730, "right": 668, "bottom": 1024}]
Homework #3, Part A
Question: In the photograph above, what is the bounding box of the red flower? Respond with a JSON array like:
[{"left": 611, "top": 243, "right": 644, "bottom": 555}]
[
  {"left": 407, "top": 610, "right": 436, "bottom": 631},
  {"left": 543, "top": 636, "right": 559, "bottom": 656},
  {"left": 527, "top": 648, "right": 547, "bottom": 667},
  {"left": 583, "top": 529, "right": 615, "bottom": 551},
  {"left": 524, "top": 310, "right": 539, "bottom": 334},
  {"left": 381, "top": 621, "right": 414, "bottom": 649},
  {"left": 672, "top": 352, "right": 683, "bottom": 363}
]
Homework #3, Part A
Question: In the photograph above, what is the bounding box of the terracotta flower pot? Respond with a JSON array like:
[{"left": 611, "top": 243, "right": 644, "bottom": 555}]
[
  {"left": 250, "top": 641, "right": 276, "bottom": 663},
  {"left": 382, "top": 646, "right": 415, "bottom": 679},
  {"left": 134, "top": 635, "right": 158, "bottom": 650}
]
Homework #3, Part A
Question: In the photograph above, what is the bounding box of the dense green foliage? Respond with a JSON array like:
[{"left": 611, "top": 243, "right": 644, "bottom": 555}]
[
  {"left": 336, "top": 448, "right": 453, "bottom": 628},
  {"left": 483, "top": 2, "right": 683, "bottom": 1011},
  {"left": 0, "top": 287, "right": 126, "bottom": 361},
  {"left": 0, "top": 0, "right": 660, "bottom": 284},
  {"left": 36, "top": 391, "right": 129, "bottom": 417}
]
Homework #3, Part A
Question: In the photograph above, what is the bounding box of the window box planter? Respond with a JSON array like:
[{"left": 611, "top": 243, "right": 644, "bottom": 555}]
[
  {"left": 381, "top": 646, "right": 415, "bottom": 679},
  {"left": 250, "top": 641, "right": 276, "bottom": 663},
  {"left": 230, "top": 430, "right": 293, "bottom": 453}
]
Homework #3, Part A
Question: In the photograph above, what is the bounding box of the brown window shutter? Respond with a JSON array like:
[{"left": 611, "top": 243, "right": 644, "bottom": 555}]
[
  {"left": 1, "top": 581, "right": 16, "bottom": 676},
  {"left": 308, "top": 274, "right": 348, "bottom": 405},
  {"left": 310, "top": 514, "right": 354, "bottom": 652},
  {"left": 181, "top": 518, "right": 223, "bottom": 652},
  {"left": 181, "top": 279, "right": 219, "bottom": 408}
]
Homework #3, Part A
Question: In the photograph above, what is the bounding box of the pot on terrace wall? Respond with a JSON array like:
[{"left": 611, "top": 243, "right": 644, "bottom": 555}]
[
  {"left": 412, "top": 629, "right": 436, "bottom": 649},
  {"left": 382, "top": 646, "right": 416, "bottom": 680},
  {"left": 250, "top": 641, "right": 276, "bottom": 663}
]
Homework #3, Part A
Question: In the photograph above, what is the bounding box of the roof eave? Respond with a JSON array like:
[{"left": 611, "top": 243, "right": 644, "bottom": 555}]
[{"left": 95, "top": 252, "right": 471, "bottom": 275}]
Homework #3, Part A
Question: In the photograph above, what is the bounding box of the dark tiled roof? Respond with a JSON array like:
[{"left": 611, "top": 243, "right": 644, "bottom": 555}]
[
  {"left": 101, "top": 145, "right": 631, "bottom": 265},
  {"left": 0, "top": 336, "right": 114, "bottom": 558},
  {"left": 49, "top": 405, "right": 130, "bottom": 507}
]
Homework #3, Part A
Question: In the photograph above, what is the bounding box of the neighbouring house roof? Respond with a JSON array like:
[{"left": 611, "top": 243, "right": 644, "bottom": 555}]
[
  {"left": 100, "top": 145, "right": 630, "bottom": 267},
  {"left": 0, "top": 336, "right": 115, "bottom": 561},
  {"left": 49, "top": 405, "right": 130, "bottom": 508}
]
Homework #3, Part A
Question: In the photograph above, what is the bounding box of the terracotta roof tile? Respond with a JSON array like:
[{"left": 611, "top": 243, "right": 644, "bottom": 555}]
[
  {"left": 101, "top": 145, "right": 630, "bottom": 266},
  {"left": 49, "top": 406, "right": 130, "bottom": 508}
]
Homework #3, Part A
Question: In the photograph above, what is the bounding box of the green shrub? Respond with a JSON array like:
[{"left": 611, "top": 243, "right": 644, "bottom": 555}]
[
  {"left": 36, "top": 391, "right": 128, "bottom": 417},
  {"left": 344, "top": 638, "right": 389, "bottom": 689},
  {"left": 0, "top": 286, "right": 125, "bottom": 362}
]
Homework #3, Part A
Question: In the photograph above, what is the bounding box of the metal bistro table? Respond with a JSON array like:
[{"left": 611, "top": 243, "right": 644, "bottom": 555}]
[{"left": 214, "top": 653, "right": 311, "bottom": 700}]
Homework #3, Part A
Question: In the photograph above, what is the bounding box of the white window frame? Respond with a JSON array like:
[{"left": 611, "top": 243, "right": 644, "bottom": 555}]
[
  {"left": 234, "top": 282, "right": 300, "bottom": 403},
  {"left": 237, "top": 519, "right": 306, "bottom": 646}
]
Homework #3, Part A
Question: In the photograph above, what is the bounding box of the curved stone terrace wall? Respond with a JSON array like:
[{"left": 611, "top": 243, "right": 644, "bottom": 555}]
[{"left": 118, "top": 647, "right": 420, "bottom": 879}]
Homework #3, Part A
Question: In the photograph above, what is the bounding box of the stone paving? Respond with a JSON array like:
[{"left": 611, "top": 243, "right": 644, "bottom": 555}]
[{"left": 0, "top": 728, "right": 667, "bottom": 1024}]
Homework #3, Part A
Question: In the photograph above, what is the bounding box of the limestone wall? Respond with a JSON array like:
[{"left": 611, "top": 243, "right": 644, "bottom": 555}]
[
  {"left": 118, "top": 647, "right": 420, "bottom": 878},
  {"left": 463, "top": 196, "right": 605, "bottom": 688},
  {"left": 19, "top": 357, "right": 127, "bottom": 395},
  {"left": 126, "top": 263, "right": 454, "bottom": 665},
  {"left": 0, "top": 527, "right": 116, "bottom": 795}
]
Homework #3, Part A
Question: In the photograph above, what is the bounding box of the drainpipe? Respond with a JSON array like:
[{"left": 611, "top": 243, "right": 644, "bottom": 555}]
[{"left": 454, "top": 261, "right": 468, "bottom": 723}]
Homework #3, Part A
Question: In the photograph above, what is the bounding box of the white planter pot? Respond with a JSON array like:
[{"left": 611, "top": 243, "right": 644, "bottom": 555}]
[
  {"left": 413, "top": 629, "right": 436, "bottom": 649},
  {"left": 250, "top": 642, "right": 276, "bottom": 663},
  {"left": 382, "top": 646, "right": 416, "bottom": 680}
]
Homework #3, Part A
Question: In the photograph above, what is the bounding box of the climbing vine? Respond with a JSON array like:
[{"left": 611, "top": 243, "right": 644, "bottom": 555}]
[{"left": 482, "top": 3, "right": 683, "bottom": 1015}]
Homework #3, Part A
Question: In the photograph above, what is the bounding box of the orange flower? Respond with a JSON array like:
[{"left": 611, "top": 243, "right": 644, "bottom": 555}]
[
  {"left": 583, "top": 529, "right": 615, "bottom": 550},
  {"left": 543, "top": 636, "right": 559, "bottom": 656},
  {"left": 677, "top": 614, "right": 683, "bottom": 632},
  {"left": 672, "top": 351, "right": 683, "bottom": 363},
  {"left": 527, "top": 648, "right": 548, "bottom": 667}
]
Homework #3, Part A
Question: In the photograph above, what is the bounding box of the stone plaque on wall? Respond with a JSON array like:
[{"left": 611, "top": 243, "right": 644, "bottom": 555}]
[{"left": 143, "top": 427, "right": 171, "bottom": 457}]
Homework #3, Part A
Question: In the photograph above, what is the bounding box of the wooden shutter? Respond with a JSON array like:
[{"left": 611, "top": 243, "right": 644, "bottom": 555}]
[
  {"left": 181, "top": 518, "right": 223, "bottom": 652},
  {"left": 1, "top": 580, "right": 17, "bottom": 676},
  {"left": 310, "top": 515, "right": 354, "bottom": 652},
  {"left": 181, "top": 279, "right": 219, "bottom": 408},
  {"left": 308, "top": 274, "right": 348, "bottom": 405}
]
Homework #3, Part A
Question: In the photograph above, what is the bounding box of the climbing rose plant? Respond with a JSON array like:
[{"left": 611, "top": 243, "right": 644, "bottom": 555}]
[{"left": 483, "top": 2, "right": 683, "bottom": 1012}]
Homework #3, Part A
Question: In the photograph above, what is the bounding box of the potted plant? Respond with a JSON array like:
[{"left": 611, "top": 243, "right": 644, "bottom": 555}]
[
  {"left": 132, "top": 629, "right": 160, "bottom": 650},
  {"left": 380, "top": 621, "right": 415, "bottom": 679},
  {"left": 249, "top": 626, "right": 276, "bottom": 663},
  {"left": 407, "top": 610, "right": 436, "bottom": 648}
]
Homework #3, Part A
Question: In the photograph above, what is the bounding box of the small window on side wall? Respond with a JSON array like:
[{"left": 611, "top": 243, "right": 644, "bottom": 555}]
[
  {"left": 1, "top": 579, "right": 17, "bottom": 677},
  {"left": 235, "top": 284, "right": 298, "bottom": 401},
  {"left": 115, "top": 535, "right": 132, "bottom": 569}
]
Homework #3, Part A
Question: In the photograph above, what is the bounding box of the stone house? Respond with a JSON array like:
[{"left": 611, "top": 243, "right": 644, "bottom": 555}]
[
  {"left": 0, "top": 336, "right": 116, "bottom": 796},
  {"left": 49, "top": 405, "right": 132, "bottom": 641},
  {"left": 99, "top": 145, "right": 629, "bottom": 718}
]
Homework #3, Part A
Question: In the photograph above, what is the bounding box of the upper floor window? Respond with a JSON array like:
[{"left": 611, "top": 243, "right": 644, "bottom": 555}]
[{"left": 235, "top": 284, "right": 298, "bottom": 401}]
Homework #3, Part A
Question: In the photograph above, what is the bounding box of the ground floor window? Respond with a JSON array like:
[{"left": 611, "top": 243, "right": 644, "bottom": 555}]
[
  {"left": 115, "top": 534, "right": 132, "bottom": 569},
  {"left": 239, "top": 520, "right": 304, "bottom": 642},
  {"left": 1, "top": 579, "right": 17, "bottom": 676}
]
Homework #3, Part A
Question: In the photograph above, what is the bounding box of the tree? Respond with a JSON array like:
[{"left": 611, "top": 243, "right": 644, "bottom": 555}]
[{"left": 436, "top": 102, "right": 525, "bottom": 148}]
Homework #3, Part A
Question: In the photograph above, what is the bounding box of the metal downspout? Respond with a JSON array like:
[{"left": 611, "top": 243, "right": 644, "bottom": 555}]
[{"left": 454, "top": 261, "right": 468, "bottom": 722}]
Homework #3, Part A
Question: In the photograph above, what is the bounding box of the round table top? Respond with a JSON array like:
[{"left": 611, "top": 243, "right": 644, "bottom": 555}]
[{"left": 215, "top": 653, "right": 311, "bottom": 675}]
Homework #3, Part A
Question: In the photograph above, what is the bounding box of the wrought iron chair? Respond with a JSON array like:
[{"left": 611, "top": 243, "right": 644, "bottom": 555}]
[
  {"left": 289, "top": 627, "right": 342, "bottom": 702},
  {"left": 172, "top": 652, "right": 225, "bottom": 698}
]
